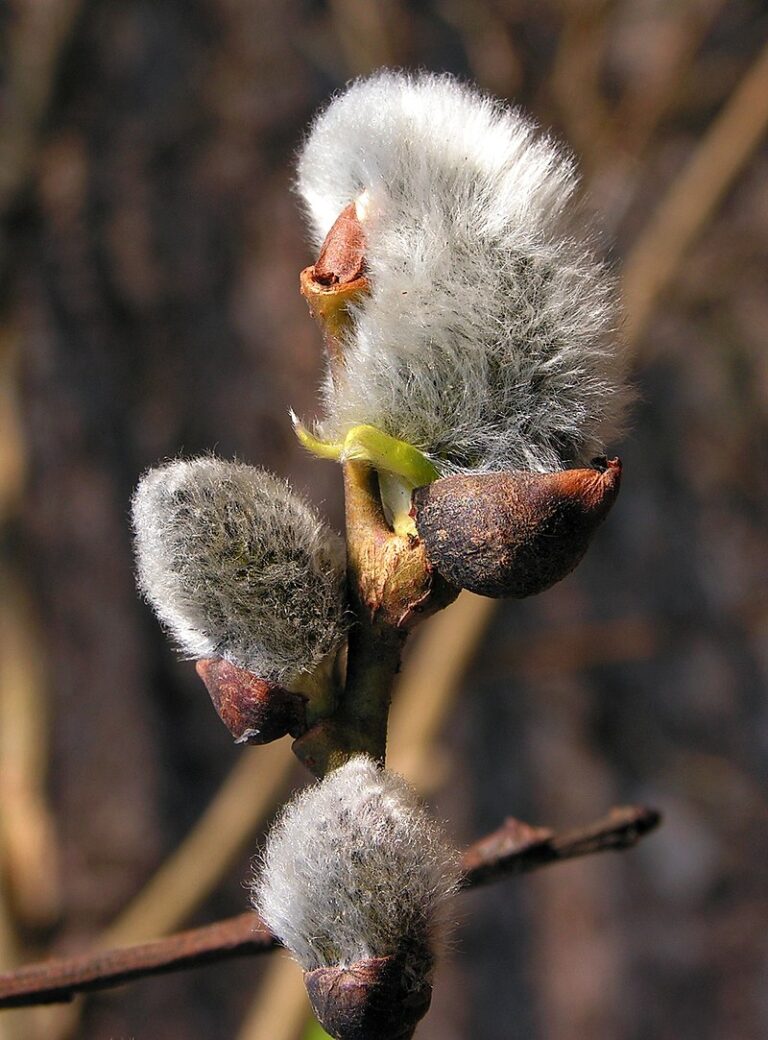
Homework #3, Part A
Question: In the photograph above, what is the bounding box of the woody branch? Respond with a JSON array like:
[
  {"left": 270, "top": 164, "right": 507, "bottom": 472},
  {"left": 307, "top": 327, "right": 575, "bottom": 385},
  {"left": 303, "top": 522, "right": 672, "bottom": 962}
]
[{"left": 0, "top": 804, "right": 660, "bottom": 1009}]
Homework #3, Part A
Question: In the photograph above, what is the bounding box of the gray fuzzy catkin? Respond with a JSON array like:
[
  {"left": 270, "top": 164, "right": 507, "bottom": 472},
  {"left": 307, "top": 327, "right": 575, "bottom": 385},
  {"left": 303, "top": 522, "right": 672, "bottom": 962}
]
[
  {"left": 253, "top": 756, "right": 460, "bottom": 976},
  {"left": 131, "top": 457, "right": 347, "bottom": 684},
  {"left": 298, "top": 71, "right": 630, "bottom": 475}
]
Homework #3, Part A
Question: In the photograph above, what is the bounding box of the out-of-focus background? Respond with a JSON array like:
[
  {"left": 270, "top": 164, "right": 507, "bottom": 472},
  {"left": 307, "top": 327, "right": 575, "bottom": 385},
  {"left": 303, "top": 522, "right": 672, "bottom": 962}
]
[{"left": 1, "top": 1, "right": 767, "bottom": 1038}]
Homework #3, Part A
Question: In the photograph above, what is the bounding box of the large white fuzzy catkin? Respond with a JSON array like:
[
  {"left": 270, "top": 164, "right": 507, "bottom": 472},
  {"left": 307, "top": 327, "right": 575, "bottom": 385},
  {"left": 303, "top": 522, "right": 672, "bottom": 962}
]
[
  {"left": 253, "top": 756, "right": 460, "bottom": 976},
  {"left": 131, "top": 457, "right": 347, "bottom": 684},
  {"left": 298, "top": 71, "right": 630, "bottom": 475}
]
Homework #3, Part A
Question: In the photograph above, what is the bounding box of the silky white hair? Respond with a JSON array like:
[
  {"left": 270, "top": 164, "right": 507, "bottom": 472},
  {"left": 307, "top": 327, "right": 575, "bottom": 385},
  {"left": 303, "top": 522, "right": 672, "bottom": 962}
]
[
  {"left": 131, "top": 457, "right": 347, "bottom": 683},
  {"left": 253, "top": 756, "right": 460, "bottom": 976},
  {"left": 298, "top": 71, "right": 629, "bottom": 474}
]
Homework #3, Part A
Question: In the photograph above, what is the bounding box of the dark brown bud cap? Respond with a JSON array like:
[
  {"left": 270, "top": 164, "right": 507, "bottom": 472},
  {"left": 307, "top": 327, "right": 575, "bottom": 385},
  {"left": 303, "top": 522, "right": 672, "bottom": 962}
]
[
  {"left": 413, "top": 458, "right": 622, "bottom": 599},
  {"left": 195, "top": 658, "right": 308, "bottom": 744},
  {"left": 304, "top": 953, "right": 432, "bottom": 1040}
]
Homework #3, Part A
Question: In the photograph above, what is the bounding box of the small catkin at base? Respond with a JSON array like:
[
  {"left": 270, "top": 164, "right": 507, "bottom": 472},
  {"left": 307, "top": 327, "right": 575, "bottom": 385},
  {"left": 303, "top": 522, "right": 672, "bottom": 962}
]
[
  {"left": 253, "top": 756, "right": 460, "bottom": 1039},
  {"left": 131, "top": 457, "right": 347, "bottom": 685}
]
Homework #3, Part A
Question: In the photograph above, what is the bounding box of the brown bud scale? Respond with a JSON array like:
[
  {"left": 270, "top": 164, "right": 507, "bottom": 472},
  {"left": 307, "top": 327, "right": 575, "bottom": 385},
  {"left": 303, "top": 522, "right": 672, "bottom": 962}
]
[
  {"left": 195, "top": 658, "right": 307, "bottom": 744},
  {"left": 304, "top": 953, "right": 432, "bottom": 1040},
  {"left": 413, "top": 458, "right": 622, "bottom": 598},
  {"left": 314, "top": 202, "right": 367, "bottom": 286}
]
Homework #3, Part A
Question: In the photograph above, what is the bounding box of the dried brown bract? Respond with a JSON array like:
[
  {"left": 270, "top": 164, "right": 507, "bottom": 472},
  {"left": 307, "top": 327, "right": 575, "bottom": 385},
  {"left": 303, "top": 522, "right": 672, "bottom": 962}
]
[
  {"left": 305, "top": 951, "right": 433, "bottom": 1040},
  {"left": 314, "top": 201, "right": 367, "bottom": 286},
  {"left": 413, "top": 458, "right": 622, "bottom": 598},
  {"left": 195, "top": 658, "right": 308, "bottom": 745}
]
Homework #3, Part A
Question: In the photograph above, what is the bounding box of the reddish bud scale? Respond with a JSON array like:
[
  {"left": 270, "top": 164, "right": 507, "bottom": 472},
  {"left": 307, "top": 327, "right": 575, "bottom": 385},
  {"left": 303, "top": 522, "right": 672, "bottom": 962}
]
[
  {"left": 314, "top": 202, "right": 367, "bottom": 286},
  {"left": 413, "top": 458, "right": 622, "bottom": 598},
  {"left": 195, "top": 658, "right": 307, "bottom": 745}
]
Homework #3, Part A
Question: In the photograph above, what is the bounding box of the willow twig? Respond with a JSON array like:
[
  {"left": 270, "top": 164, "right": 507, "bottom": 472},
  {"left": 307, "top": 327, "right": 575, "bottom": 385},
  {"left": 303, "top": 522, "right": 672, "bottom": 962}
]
[
  {"left": 0, "top": 915, "right": 276, "bottom": 1010},
  {"left": 460, "top": 805, "right": 660, "bottom": 888},
  {"left": 0, "top": 805, "right": 660, "bottom": 1009}
]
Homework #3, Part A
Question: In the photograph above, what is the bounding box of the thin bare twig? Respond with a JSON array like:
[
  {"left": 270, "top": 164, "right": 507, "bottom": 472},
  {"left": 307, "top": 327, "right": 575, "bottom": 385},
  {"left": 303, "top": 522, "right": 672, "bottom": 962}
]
[
  {"left": 0, "top": 915, "right": 276, "bottom": 1010},
  {"left": 460, "top": 805, "right": 660, "bottom": 888},
  {"left": 0, "top": 805, "right": 660, "bottom": 1010}
]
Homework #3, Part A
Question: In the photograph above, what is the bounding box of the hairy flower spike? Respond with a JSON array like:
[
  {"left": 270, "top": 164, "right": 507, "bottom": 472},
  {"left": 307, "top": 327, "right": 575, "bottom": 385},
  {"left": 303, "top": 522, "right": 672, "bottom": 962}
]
[
  {"left": 253, "top": 756, "right": 460, "bottom": 1038},
  {"left": 298, "top": 71, "right": 629, "bottom": 475},
  {"left": 131, "top": 457, "right": 347, "bottom": 684},
  {"left": 254, "top": 755, "right": 459, "bottom": 968}
]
